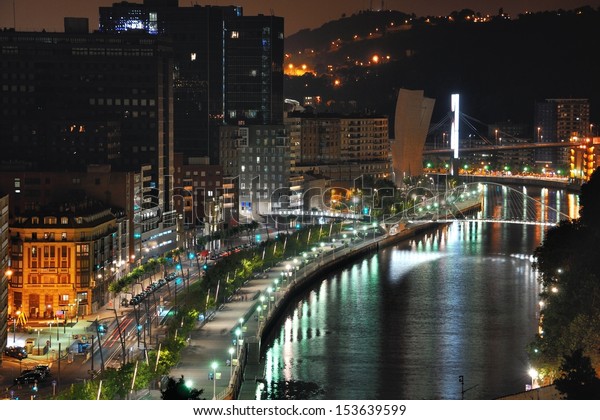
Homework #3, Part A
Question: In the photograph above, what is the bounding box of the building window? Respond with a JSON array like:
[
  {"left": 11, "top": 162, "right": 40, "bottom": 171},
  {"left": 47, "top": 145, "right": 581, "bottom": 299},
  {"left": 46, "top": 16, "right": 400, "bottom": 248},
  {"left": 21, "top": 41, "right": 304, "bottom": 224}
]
[
  {"left": 59, "top": 294, "right": 69, "bottom": 305},
  {"left": 231, "top": 31, "right": 239, "bottom": 39}
]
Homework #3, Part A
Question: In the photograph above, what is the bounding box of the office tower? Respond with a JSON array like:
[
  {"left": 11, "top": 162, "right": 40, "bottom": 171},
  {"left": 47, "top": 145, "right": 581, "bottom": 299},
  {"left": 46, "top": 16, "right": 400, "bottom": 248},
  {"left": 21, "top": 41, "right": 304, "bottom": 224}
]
[
  {"left": 224, "top": 15, "right": 284, "bottom": 126},
  {"left": 99, "top": 2, "right": 285, "bottom": 166},
  {"left": 0, "top": 28, "right": 174, "bottom": 219},
  {"left": 220, "top": 125, "right": 289, "bottom": 224}
]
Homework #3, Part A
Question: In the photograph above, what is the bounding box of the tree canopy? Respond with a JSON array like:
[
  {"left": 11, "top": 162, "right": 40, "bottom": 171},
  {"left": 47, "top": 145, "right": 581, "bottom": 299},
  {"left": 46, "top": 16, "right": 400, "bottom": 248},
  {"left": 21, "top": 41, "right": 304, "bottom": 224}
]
[
  {"left": 529, "top": 168, "right": 600, "bottom": 383},
  {"left": 161, "top": 375, "right": 204, "bottom": 400}
]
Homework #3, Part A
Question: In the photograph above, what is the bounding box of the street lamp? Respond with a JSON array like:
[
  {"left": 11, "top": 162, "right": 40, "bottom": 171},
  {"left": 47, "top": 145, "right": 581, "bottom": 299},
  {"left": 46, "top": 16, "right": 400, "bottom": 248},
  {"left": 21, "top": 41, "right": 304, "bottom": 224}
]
[
  {"left": 293, "top": 258, "right": 298, "bottom": 282},
  {"left": 235, "top": 328, "right": 241, "bottom": 357},
  {"left": 211, "top": 361, "right": 218, "bottom": 399},
  {"left": 528, "top": 368, "right": 538, "bottom": 389},
  {"left": 48, "top": 321, "right": 53, "bottom": 347},
  {"left": 267, "top": 287, "right": 273, "bottom": 312},
  {"left": 13, "top": 310, "right": 19, "bottom": 343}
]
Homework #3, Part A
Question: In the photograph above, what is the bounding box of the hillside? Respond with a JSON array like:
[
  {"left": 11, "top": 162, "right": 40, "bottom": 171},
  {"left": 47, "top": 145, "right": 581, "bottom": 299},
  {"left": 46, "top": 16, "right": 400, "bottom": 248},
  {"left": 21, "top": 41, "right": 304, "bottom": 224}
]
[{"left": 283, "top": 7, "right": 600, "bottom": 131}]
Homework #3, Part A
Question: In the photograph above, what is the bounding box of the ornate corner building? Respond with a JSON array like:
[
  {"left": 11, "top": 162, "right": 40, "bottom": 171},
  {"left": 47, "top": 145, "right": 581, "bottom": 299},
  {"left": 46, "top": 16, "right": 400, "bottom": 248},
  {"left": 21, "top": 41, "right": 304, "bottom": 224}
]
[{"left": 7, "top": 203, "right": 118, "bottom": 321}]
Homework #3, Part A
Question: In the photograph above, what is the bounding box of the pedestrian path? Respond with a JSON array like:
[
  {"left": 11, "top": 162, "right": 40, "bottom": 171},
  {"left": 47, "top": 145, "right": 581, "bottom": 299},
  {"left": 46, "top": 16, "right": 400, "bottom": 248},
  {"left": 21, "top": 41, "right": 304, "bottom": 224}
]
[
  {"left": 161, "top": 232, "right": 388, "bottom": 400},
  {"left": 166, "top": 277, "right": 272, "bottom": 399}
]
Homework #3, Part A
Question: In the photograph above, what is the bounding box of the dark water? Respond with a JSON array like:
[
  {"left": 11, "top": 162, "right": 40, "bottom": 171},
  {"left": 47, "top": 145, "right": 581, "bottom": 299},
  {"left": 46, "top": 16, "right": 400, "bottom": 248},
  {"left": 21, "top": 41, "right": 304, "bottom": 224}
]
[{"left": 261, "top": 187, "right": 579, "bottom": 400}]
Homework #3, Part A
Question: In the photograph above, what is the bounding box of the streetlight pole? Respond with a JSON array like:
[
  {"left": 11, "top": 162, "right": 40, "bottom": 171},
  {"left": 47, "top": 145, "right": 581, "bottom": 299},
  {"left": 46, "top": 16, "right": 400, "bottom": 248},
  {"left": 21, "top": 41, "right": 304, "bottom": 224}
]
[
  {"left": 211, "top": 361, "right": 218, "bottom": 400},
  {"left": 228, "top": 347, "right": 234, "bottom": 379},
  {"left": 13, "top": 316, "right": 17, "bottom": 343},
  {"left": 293, "top": 258, "right": 298, "bottom": 283},
  {"left": 267, "top": 287, "right": 273, "bottom": 313},
  {"left": 235, "top": 328, "right": 241, "bottom": 358}
]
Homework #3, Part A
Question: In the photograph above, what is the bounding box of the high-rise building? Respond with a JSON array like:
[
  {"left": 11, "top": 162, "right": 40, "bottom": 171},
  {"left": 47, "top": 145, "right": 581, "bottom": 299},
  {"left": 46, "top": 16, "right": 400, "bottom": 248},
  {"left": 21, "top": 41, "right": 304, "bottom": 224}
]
[
  {"left": 99, "top": 1, "right": 284, "bottom": 166},
  {"left": 0, "top": 27, "right": 175, "bottom": 220},
  {"left": 534, "top": 99, "right": 590, "bottom": 169},
  {"left": 224, "top": 15, "right": 284, "bottom": 127},
  {"left": 220, "top": 125, "right": 289, "bottom": 223}
]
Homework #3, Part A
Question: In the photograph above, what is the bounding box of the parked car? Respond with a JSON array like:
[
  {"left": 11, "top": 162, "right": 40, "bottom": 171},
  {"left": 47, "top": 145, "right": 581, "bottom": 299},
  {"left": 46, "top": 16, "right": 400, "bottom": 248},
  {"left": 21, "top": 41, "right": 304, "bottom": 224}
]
[
  {"left": 34, "top": 364, "right": 51, "bottom": 377},
  {"left": 4, "top": 346, "right": 28, "bottom": 360},
  {"left": 14, "top": 370, "right": 43, "bottom": 384}
]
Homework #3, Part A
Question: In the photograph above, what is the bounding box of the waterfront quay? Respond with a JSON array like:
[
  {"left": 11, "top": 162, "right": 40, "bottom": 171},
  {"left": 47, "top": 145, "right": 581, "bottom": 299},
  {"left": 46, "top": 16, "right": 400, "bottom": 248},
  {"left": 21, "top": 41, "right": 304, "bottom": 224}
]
[{"left": 166, "top": 201, "right": 482, "bottom": 400}]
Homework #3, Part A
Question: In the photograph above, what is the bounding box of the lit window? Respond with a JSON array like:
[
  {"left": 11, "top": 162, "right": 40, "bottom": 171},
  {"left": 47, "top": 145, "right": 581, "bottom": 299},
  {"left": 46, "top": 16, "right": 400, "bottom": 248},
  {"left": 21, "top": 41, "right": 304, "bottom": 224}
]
[
  {"left": 231, "top": 31, "right": 239, "bottom": 39},
  {"left": 191, "top": 52, "right": 196, "bottom": 61}
]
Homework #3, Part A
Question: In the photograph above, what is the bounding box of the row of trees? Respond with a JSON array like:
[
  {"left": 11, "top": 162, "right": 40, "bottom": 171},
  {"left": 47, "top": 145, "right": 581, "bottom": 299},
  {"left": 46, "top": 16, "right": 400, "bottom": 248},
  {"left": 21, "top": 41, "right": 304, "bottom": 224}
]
[
  {"left": 529, "top": 168, "right": 600, "bottom": 398},
  {"left": 56, "top": 220, "right": 348, "bottom": 399}
]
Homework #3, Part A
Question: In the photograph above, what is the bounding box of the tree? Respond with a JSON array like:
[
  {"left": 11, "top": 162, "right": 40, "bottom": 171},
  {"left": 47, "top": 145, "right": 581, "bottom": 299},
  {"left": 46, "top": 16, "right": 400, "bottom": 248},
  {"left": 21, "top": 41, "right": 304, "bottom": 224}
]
[
  {"left": 554, "top": 348, "right": 600, "bottom": 399},
  {"left": 579, "top": 168, "right": 600, "bottom": 232},
  {"left": 528, "top": 167, "right": 600, "bottom": 374},
  {"left": 161, "top": 375, "right": 204, "bottom": 400}
]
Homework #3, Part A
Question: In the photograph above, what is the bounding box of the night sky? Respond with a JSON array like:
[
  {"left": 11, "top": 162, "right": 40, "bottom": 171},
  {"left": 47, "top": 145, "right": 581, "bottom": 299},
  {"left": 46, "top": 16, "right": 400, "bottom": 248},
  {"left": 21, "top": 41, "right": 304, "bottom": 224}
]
[{"left": 0, "top": 0, "right": 598, "bottom": 36}]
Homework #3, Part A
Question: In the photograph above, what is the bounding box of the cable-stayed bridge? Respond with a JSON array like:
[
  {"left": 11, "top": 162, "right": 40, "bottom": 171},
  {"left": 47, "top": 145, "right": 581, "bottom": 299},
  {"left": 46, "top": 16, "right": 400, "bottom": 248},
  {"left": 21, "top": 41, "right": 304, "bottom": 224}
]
[{"left": 383, "top": 182, "right": 572, "bottom": 235}]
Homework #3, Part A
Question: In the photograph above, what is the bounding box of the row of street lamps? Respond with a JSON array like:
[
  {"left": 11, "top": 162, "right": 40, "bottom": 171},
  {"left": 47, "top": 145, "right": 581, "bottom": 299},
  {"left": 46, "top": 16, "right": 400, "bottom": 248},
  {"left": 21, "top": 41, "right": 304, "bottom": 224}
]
[{"left": 205, "top": 224, "right": 382, "bottom": 399}]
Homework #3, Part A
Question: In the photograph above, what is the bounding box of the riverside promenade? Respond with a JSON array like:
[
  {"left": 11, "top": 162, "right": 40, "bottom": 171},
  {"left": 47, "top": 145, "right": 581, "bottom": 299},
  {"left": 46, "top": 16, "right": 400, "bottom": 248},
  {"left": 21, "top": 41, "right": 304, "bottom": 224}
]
[
  {"left": 3, "top": 199, "right": 481, "bottom": 401},
  {"left": 149, "top": 214, "right": 465, "bottom": 400}
]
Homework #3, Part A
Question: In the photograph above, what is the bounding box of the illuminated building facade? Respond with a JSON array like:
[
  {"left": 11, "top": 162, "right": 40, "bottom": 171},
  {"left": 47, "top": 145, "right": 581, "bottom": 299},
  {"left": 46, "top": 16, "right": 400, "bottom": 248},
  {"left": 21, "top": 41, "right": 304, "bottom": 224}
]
[
  {"left": 570, "top": 137, "right": 598, "bottom": 182},
  {"left": 220, "top": 125, "right": 289, "bottom": 222},
  {"left": 286, "top": 111, "right": 390, "bottom": 183},
  {"left": 0, "top": 193, "right": 8, "bottom": 364},
  {"left": 391, "top": 89, "right": 435, "bottom": 181},
  {"left": 8, "top": 203, "right": 118, "bottom": 319}
]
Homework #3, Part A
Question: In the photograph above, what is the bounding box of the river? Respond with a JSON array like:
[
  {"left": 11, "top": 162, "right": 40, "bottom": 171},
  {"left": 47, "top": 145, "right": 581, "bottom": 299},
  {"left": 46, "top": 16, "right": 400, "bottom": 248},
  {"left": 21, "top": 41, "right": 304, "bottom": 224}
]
[{"left": 259, "top": 186, "right": 580, "bottom": 400}]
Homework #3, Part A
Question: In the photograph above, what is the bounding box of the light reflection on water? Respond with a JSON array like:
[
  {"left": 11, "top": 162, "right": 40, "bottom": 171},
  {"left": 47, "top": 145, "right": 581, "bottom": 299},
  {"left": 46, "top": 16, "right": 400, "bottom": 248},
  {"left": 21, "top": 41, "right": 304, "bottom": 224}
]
[{"left": 261, "top": 188, "right": 576, "bottom": 400}]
